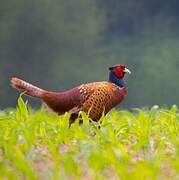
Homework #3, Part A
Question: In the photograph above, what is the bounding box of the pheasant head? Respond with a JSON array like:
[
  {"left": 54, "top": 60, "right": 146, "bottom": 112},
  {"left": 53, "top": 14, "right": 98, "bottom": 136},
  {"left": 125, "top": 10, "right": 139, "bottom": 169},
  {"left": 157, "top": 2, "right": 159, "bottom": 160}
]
[{"left": 109, "top": 64, "right": 131, "bottom": 88}]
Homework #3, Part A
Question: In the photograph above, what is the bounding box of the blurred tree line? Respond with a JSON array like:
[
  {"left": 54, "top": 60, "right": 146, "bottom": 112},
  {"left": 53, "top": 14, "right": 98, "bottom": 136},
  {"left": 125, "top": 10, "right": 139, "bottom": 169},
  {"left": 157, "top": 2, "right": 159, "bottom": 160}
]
[{"left": 0, "top": 0, "right": 179, "bottom": 108}]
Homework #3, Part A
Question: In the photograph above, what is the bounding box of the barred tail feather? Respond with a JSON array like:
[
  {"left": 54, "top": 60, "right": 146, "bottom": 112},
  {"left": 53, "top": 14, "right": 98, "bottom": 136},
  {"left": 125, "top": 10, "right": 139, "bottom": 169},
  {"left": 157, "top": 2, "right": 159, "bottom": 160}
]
[{"left": 11, "top": 77, "right": 45, "bottom": 98}]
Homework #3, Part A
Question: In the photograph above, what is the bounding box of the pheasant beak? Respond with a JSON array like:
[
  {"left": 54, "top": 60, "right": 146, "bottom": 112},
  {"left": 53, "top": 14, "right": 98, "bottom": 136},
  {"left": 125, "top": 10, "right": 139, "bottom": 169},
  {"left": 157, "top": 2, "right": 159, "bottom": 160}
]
[{"left": 123, "top": 68, "right": 131, "bottom": 74}]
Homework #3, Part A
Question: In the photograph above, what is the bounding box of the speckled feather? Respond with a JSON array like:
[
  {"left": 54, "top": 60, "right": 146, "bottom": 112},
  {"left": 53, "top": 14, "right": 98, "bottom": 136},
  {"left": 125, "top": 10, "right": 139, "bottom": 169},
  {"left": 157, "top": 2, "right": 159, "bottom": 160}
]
[{"left": 73, "top": 82, "right": 128, "bottom": 121}]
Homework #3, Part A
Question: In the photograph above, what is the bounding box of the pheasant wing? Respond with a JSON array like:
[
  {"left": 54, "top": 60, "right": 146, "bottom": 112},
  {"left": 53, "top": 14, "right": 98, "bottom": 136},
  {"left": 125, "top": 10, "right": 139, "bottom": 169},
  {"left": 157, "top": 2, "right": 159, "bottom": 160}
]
[{"left": 70, "top": 82, "right": 116, "bottom": 121}]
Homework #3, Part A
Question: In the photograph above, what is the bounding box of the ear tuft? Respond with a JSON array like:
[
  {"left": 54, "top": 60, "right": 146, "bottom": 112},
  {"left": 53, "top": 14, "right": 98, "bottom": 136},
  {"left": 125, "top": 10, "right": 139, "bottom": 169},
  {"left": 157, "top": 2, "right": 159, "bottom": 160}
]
[{"left": 109, "top": 67, "right": 114, "bottom": 70}]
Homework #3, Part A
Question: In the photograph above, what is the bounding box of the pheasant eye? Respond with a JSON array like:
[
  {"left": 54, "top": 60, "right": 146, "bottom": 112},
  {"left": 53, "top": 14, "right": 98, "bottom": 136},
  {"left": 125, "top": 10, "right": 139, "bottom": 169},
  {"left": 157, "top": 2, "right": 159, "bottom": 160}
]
[{"left": 120, "top": 65, "right": 125, "bottom": 69}]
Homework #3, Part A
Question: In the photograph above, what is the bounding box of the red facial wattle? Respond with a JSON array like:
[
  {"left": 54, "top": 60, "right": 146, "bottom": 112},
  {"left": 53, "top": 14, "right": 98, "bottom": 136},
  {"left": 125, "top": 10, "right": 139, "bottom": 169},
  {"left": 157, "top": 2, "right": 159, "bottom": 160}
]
[{"left": 114, "top": 67, "right": 125, "bottom": 79}]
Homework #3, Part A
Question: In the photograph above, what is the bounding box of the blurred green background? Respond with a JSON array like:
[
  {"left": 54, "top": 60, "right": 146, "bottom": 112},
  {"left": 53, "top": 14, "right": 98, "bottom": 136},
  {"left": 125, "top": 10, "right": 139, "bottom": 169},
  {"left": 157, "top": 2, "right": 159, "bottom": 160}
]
[{"left": 1, "top": 0, "right": 179, "bottom": 108}]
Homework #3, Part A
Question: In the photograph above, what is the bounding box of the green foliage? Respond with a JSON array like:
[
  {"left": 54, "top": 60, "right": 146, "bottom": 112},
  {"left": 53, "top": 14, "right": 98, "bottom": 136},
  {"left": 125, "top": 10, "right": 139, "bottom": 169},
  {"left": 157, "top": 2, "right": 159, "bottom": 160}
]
[{"left": 0, "top": 97, "right": 179, "bottom": 179}]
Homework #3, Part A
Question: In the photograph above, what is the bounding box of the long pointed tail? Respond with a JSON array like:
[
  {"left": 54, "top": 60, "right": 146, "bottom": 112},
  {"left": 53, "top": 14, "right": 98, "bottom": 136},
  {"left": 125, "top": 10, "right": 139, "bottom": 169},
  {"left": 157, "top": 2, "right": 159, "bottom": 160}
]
[{"left": 11, "top": 77, "right": 45, "bottom": 98}]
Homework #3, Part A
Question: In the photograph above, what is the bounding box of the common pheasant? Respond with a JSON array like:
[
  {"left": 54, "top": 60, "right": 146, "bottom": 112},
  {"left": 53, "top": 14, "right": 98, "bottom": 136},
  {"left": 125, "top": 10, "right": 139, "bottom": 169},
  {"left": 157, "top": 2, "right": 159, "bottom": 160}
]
[{"left": 11, "top": 64, "right": 131, "bottom": 125}]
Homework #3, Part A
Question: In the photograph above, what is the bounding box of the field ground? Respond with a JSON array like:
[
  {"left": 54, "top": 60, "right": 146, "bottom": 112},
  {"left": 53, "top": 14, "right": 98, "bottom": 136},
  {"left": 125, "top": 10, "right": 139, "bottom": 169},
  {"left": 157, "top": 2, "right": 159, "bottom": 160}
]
[{"left": 1, "top": 96, "right": 179, "bottom": 179}]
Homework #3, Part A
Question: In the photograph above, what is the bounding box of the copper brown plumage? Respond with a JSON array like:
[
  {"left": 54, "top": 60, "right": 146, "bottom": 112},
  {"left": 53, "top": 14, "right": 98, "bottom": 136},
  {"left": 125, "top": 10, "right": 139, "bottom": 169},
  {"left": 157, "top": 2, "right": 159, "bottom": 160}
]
[{"left": 11, "top": 64, "right": 131, "bottom": 126}]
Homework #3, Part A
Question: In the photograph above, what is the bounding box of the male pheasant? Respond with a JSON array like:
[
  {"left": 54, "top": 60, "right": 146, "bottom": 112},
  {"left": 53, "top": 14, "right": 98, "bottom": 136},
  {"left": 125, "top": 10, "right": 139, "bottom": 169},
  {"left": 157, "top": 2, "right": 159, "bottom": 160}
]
[{"left": 11, "top": 64, "right": 131, "bottom": 125}]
